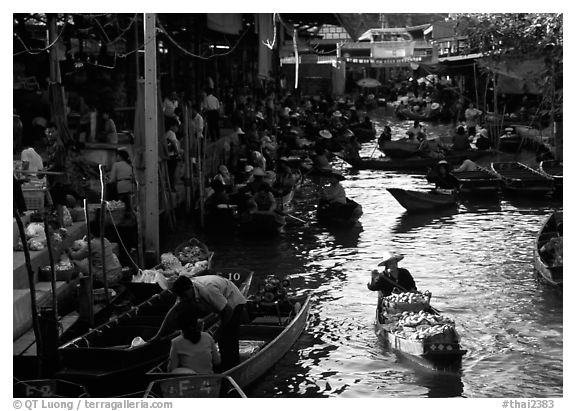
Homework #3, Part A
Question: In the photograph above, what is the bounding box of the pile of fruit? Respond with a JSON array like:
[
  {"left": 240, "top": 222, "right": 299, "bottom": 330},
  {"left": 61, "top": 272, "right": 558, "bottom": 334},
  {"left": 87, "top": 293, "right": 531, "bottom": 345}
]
[
  {"left": 176, "top": 245, "right": 210, "bottom": 265},
  {"left": 389, "top": 310, "right": 457, "bottom": 342},
  {"left": 253, "top": 275, "right": 292, "bottom": 303},
  {"left": 381, "top": 291, "right": 431, "bottom": 313}
]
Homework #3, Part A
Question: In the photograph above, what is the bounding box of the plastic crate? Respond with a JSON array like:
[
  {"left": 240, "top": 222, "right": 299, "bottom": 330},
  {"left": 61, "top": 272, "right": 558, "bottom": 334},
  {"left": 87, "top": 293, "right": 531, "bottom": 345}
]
[{"left": 22, "top": 188, "right": 45, "bottom": 211}]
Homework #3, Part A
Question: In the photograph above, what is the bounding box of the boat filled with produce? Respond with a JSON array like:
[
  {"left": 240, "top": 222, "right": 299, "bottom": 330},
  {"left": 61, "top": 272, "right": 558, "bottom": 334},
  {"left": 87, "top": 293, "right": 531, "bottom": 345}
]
[{"left": 375, "top": 291, "right": 467, "bottom": 367}]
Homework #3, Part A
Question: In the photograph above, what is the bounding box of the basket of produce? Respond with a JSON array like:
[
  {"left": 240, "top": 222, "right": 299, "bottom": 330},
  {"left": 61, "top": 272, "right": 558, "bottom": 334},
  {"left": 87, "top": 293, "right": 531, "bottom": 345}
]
[
  {"left": 251, "top": 274, "right": 292, "bottom": 305},
  {"left": 389, "top": 311, "right": 458, "bottom": 343},
  {"left": 174, "top": 238, "right": 212, "bottom": 265},
  {"left": 22, "top": 186, "right": 46, "bottom": 211},
  {"left": 39, "top": 256, "right": 78, "bottom": 282},
  {"left": 382, "top": 291, "right": 431, "bottom": 314}
]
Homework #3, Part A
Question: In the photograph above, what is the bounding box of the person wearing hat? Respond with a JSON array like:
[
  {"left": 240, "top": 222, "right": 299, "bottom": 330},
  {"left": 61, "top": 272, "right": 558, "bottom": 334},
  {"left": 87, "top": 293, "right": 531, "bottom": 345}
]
[
  {"left": 367, "top": 253, "right": 417, "bottom": 304},
  {"left": 427, "top": 160, "right": 461, "bottom": 190}
]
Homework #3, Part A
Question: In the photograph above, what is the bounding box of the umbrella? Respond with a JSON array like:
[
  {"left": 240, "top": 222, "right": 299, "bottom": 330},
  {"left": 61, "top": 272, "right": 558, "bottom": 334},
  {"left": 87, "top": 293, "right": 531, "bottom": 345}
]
[{"left": 356, "top": 78, "right": 382, "bottom": 88}]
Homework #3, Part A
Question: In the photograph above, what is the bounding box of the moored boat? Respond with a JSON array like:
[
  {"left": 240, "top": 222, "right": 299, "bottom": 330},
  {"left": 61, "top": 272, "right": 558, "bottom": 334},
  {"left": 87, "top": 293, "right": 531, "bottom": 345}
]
[
  {"left": 491, "top": 162, "right": 554, "bottom": 197},
  {"left": 379, "top": 139, "right": 420, "bottom": 159},
  {"left": 539, "top": 160, "right": 562, "bottom": 196},
  {"left": 55, "top": 269, "right": 254, "bottom": 396},
  {"left": 342, "top": 149, "right": 491, "bottom": 172},
  {"left": 375, "top": 291, "right": 467, "bottom": 368},
  {"left": 144, "top": 294, "right": 312, "bottom": 397},
  {"left": 534, "top": 211, "right": 563, "bottom": 287},
  {"left": 387, "top": 188, "right": 457, "bottom": 213},
  {"left": 453, "top": 166, "right": 502, "bottom": 196}
]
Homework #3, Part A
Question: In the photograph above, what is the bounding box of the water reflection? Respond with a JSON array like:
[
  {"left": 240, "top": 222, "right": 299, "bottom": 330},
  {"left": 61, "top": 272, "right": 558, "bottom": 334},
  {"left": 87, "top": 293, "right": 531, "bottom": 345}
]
[{"left": 392, "top": 209, "right": 458, "bottom": 234}]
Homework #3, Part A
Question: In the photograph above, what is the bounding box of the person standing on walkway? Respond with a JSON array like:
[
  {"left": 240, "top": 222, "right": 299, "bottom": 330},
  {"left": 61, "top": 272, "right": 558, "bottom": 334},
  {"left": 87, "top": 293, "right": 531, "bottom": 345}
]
[
  {"left": 108, "top": 148, "right": 134, "bottom": 220},
  {"left": 203, "top": 88, "right": 221, "bottom": 141},
  {"left": 464, "top": 103, "right": 482, "bottom": 137}
]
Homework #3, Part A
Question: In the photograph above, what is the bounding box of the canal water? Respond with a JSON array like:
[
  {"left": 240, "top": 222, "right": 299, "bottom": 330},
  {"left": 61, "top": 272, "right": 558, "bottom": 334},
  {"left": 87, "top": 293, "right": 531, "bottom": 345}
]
[{"left": 162, "top": 107, "right": 563, "bottom": 398}]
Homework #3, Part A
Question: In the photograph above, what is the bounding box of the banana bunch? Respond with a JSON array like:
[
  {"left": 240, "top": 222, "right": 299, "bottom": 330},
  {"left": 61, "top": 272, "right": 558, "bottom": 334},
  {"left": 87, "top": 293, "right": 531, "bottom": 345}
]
[
  {"left": 398, "top": 310, "right": 455, "bottom": 328},
  {"left": 410, "top": 323, "right": 455, "bottom": 341},
  {"left": 177, "top": 245, "right": 208, "bottom": 265},
  {"left": 382, "top": 291, "right": 430, "bottom": 306}
]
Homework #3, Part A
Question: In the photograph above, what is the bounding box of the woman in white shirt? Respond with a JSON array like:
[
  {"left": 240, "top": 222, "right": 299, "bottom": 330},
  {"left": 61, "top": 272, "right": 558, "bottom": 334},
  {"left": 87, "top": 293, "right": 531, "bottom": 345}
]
[{"left": 109, "top": 148, "right": 134, "bottom": 219}]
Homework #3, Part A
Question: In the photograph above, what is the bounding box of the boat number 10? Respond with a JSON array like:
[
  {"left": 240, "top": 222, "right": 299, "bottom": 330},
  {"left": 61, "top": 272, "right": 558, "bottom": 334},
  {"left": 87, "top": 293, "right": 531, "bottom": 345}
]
[{"left": 228, "top": 272, "right": 241, "bottom": 281}]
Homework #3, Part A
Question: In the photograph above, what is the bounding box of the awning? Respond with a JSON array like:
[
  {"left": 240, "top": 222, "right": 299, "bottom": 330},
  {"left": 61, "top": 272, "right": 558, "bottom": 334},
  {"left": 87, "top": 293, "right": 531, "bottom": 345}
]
[{"left": 479, "top": 58, "right": 546, "bottom": 95}]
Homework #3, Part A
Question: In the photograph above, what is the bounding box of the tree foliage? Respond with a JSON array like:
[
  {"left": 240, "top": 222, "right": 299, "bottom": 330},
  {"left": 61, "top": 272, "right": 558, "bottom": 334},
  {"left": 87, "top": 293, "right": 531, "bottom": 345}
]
[{"left": 455, "top": 13, "right": 562, "bottom": 60}]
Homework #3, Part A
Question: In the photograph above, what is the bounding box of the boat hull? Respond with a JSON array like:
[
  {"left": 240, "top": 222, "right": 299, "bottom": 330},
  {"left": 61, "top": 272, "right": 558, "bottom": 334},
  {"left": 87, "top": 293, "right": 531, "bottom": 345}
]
[
  {"left": 387, "top": 188, "right": 457, "bottom": 213},
  {"left": 55, "top": 270, "right": 253, "bottom": 396},
  {"left": 379, "top": 140, "right": 420, "bottom": 159},
  {"left": 317, "top": 198, "right": 363, "bottom": 226},
  {"left": 534, "top": 212, "right": 563, "bottom": 287},
  {"left": 145, "top": 296, "right": 312, "bottom": 396},
  {"left": 539, "top": 160, "right": 563, "bottom": 197},
  {"left": 453, "top": 167, "right": 502, "bottom": 196},
  {"left": 374, "top": 309, "right": 466, "bottom": 369},
  {"left": 344, "top": 150, "right": 491, "bottom": 172},
  {"left": 491, "top": 162, "right": 554, "bottom": 197}
]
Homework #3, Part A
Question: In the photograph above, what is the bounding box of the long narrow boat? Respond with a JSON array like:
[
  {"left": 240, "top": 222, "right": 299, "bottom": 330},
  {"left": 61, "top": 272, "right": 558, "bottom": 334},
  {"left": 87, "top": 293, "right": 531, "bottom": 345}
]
[
  {"left": 342, "top": 149, "right": 491, "bottom": 172},
  {"left": 379, "top": 139, "right": 420, "bottom": 159},
  {"left": 539, "top": 160, "right": 562, "bottom": 197},
  {"left": 55, "top": 269, "right": 253, "bottom": 397},
  {"left": 453, "top": 166, "right": 502, "bottom": 196},
  {"left": 375, "top": 292, "right": 467, "bottom": 369},
  {"left": 387, "top": 188, "right": 457, "bottom": 213},
  {"left": 491, "top": 162, "right": 554, "bottom": 197},
  {"left": 144, "top": 295, "right": 312, "bottom": 397},
  {"left": 534, "top": 211, "right": 563, "bottom": 287}
]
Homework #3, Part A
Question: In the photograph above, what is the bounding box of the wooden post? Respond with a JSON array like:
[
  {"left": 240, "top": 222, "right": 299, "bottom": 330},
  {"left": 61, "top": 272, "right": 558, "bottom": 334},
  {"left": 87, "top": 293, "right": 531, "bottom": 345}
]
[
  {"left": 82, "top": 199, "right": 94, "bottom": 327},
  {"left": 48, "top": 14, "right": 61, "bottom": 84},
  {"left": 143, "top": 13, "right": 159, "bottom": 261},
  {"left": 98, "top": 165, "right": 109, "bottom": 308},
  {"left": 183, "top": 103, "right": 192, "bottom": 212},
  {"left": 41, "top": 212, "right": 58, "bottom": 321}
]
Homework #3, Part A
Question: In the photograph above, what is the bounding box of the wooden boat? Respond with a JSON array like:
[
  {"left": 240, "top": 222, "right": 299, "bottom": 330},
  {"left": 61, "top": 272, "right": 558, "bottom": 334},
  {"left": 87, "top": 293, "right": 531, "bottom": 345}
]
[
  {"left": 539, "top": 160, "right": 562, "bottom": 196},
  {"left": 379, "top": 139, "right": 420, "bottom": 159},
  {"left": 453, "top": 166, "right": 502, "bottom": 196},
  {"left": 55, "top": 269, "right": 253, "bottom": 397},
  {"left": 534, "top": 211, "right": 563, "bottom": 287},
  {"left": 342, "top": 149, "right": 491, "bottom": 172},
  {"left": 144, "top": 295, "right": 312, "bottom": 397},
  {"left": 491, "top": 162, "right": 554, "bottom": 197},
  {"left": 375, "top": 292, "right": 467, "bottom": 368},
  {"left": 13, "top": 378, "right": 90, "bottom": 397},
  {"left": 387, "top": 188, "right": 457, "bottom": 213},
  {"left": 317, "top": 198, "right": 363, "bottom": 226}
]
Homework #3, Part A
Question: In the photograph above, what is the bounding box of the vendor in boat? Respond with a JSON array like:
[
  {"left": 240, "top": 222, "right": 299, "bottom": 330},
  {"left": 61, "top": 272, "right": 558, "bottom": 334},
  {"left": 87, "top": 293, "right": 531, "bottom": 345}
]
[
  {"left": 540, "top": 223, "right": 563, "bottom": 267},
  {"left": 153, "top": 274, "right": 247, "bottom": 370},
  {"left": 426, "top": 160, "right": 461, "bottom": 190},
  {"left": 168, "top": 312, "right": 221, "bottom": 375},
  {"left": 67, "top": 215, "right": 123, "bottom": 287},
  {"left": 367, "top": 253, "right": 417, "bottom": 305},
  {"left": 213, "top": 164, "right": 235, "bottom": 192},
  {"left": 378, "top": 124, "right": 392, "bottom": 146},
  {"left": 475, "top": 128, "right": 491, "bottom": 151},
  {"left": 407, "top": 120, "right": 425, "bottom": 142},
  {"left": 204, "top": 179, "right": 231, "bottom": 213}
]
